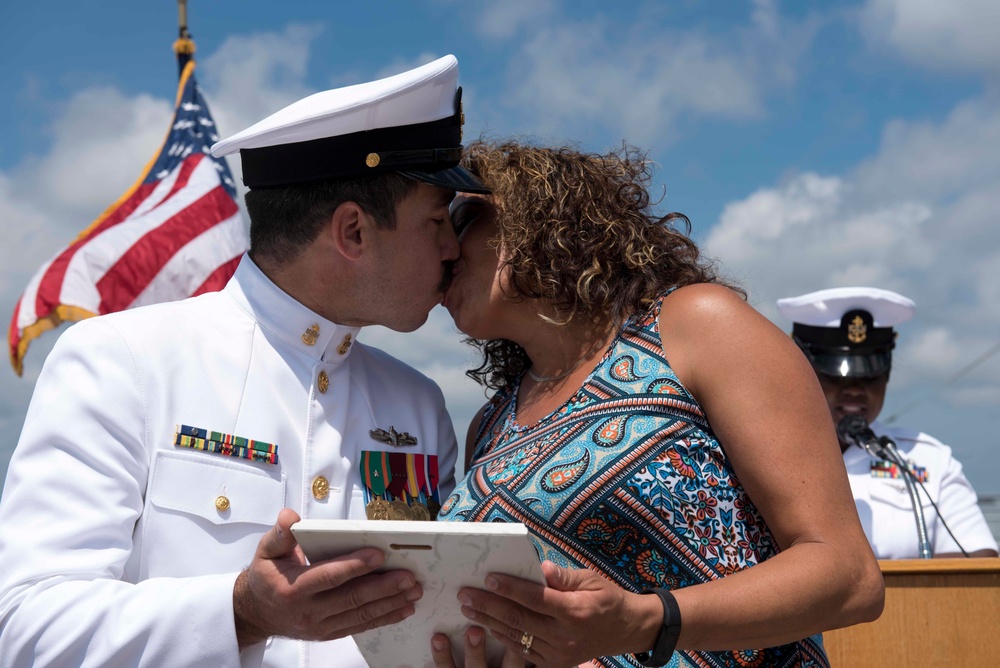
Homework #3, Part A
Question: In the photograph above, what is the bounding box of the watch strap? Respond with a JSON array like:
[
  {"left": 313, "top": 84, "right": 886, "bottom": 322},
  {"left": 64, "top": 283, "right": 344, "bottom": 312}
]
[{"left": 634, "top": 588, "right": 682, "bottom": 667}]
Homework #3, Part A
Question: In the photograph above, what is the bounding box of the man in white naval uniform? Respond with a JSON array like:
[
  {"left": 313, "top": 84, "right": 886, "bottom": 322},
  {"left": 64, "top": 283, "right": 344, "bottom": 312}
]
[
  {"left": 0, "top": 55, "right": 490, "bottom": 667},
  {"left": 777, "top": 287, "right": 998, "bottom": 560}
]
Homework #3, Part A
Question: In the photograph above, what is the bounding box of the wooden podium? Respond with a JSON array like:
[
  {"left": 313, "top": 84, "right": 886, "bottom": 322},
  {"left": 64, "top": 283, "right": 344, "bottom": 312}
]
[{"left": 823, "top": 558, "right": 1000, "bottom": 666}]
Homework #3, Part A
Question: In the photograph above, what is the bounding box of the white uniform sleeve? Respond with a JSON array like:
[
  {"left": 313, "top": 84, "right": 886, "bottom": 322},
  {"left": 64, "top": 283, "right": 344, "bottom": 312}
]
[
  {"left": 0, "top": 319, "right": 243, "bottom": 667},
  {"left": 930, "top": 452, "right": 999, "bottom": 555},
  {"left": 434, "top": 386, "right": 459, "bottom": 500}
]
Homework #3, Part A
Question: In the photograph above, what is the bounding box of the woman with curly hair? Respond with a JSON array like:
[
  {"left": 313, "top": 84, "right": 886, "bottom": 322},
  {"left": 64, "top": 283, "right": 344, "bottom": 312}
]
[{"left": 429, "top": 140, "right": 884, "bottom": 668}]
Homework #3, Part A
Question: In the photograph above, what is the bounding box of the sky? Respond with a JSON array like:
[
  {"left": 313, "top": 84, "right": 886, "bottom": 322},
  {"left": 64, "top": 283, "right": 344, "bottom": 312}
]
[{"left": 1, "top": 0, "right": 999, "bottom": 495}]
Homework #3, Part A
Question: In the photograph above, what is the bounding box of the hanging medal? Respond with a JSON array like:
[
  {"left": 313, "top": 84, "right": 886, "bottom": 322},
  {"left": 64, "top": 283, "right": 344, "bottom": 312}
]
[
  {"left": 387, "top": 452, "right": 413, "bottom": 520},
  {"left": 407, "top": 454, "right": 430, "bottom": 521},
  {"left": 361, "top": 451, "right": 391, "bottom": 520}
]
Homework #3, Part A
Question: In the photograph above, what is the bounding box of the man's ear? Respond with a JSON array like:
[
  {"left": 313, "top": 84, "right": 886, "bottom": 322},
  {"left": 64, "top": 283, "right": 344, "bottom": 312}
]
[{"left": 330, "top": 201, "right": 370, "bottom": 260}]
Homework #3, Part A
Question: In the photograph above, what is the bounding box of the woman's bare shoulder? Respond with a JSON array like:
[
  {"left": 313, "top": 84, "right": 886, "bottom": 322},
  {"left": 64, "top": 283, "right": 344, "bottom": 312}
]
[
  {"left": 661, "top": 283, "right": 759, "bottom": 332},
  {"left": 659, "top": 283, "right": 801, "bottom": 396}
]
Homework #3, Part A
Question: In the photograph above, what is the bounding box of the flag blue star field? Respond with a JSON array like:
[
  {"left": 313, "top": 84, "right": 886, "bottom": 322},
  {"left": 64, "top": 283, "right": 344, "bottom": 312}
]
[{"left": 9, "top": 60, "right": 247, "bottom": 375}]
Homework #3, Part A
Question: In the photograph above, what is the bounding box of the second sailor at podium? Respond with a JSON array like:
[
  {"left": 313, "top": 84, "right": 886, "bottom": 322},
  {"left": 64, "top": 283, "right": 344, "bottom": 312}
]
[{"left": 777, "top": 287, "right": 998, "bottom": 559}]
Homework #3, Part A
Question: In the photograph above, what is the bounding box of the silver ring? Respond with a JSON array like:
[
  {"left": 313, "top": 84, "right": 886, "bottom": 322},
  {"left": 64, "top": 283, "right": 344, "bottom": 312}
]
[{"left": 520, "top": 631, "right": 534, "bottom": 654}]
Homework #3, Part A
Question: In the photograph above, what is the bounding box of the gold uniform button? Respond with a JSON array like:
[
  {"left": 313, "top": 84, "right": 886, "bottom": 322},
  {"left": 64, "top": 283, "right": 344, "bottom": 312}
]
[
  {"left": 318, "top": 370, "right": 330, "bottom": 394},
  {"left": 312, "top": 476, "right": 330, "bottom": 500},
  {"left": 215, "top": 495, "right": 230, "bottom": 512}
]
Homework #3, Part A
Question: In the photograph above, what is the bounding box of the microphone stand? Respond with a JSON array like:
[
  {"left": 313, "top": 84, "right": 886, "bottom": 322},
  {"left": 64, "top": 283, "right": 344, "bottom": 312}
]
[
  {"left": 838, "top": 416, "right": 933, "bottom": 559},
  {"left": 876, "top": 436, "right": 933, "bottom": 559}
]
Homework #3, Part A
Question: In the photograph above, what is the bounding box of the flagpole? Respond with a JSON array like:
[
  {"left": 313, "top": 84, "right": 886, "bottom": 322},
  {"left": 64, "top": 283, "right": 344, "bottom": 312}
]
[{"left": 173, "top": 0, "right": 196, "bottom": 76}]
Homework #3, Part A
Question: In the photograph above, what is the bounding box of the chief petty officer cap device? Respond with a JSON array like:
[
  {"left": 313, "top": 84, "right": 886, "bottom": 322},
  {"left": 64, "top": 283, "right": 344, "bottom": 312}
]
[
  {"left": 776, "top": 286, "right": 916, "bottom": 379},
  {"left": 210, "top": 54, "right": 489, "bottom": 194}
]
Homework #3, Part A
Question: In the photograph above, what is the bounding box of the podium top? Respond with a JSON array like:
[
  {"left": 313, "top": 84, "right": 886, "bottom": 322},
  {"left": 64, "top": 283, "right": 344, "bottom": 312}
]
[{"left": 879, "top": 557, "right": 1000, "bottom": 574}]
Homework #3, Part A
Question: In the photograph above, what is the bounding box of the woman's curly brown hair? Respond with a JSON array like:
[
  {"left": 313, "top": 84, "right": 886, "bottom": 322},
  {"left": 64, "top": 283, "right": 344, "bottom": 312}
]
[{"left": 461, "top": 139, "right": 743, "bottom": 390}]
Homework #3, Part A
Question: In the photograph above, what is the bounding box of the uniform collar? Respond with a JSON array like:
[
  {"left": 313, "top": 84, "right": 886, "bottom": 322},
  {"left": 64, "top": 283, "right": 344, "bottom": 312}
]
[{"left": 226, "top": 254, "right": 361, "bottom": 363}]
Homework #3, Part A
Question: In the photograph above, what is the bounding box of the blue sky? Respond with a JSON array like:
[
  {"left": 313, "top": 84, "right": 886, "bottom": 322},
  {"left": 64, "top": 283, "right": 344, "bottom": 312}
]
[{"left": 1, "top": 1, "right": 999, "bottom": 495}]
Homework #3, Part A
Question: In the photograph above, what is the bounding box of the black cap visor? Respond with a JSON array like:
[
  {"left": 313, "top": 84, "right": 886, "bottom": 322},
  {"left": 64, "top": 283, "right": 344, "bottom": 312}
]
[
  {"left": 401, "top": 165, "right": 490, "bottom": 194},
  {"left": 809, "top": 350, "right": 892, "bottom": 379}
]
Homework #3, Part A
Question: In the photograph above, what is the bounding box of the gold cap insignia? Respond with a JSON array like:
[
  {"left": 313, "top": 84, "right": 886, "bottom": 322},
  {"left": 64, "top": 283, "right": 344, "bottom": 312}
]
[
  {"left": 301, "top": 324, "right": 320, "bottom": 346},
  {"left": 369, "top": 426, "right": 418, "bottom": 447},
  {"left": 365, "top": 152, "right": 381, "bottom": 168},
  {"left": 847, "top": 315, "right": 867, "bottom": 344}
]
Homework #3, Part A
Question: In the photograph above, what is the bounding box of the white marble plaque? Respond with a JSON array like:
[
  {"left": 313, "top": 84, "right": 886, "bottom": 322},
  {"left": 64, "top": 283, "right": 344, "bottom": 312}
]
[{"left": 291, "top": 519, "right": 545, "bottom": 668}]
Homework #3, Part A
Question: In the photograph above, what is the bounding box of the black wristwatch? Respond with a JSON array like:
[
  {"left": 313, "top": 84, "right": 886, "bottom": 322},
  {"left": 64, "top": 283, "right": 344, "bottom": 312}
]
[{"left": 634, "top": 588, "right": 682, "bottom": 667}]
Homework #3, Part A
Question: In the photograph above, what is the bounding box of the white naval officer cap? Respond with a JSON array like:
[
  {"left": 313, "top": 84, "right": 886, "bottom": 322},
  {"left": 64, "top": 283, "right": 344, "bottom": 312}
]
[
  {"left": 776, "top": 287, "right": 916, "bottom": 379},
  {"left": 210, "top": 54, "right": 489, "bottom": 193}
]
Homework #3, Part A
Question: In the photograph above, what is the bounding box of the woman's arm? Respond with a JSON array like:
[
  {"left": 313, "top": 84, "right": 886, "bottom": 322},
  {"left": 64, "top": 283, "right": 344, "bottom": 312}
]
[{"left": 658, "top": 283, "right": 884, "bottom": 649}]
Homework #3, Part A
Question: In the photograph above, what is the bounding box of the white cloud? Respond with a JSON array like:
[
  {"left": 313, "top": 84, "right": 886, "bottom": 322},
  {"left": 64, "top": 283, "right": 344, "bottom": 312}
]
[
  {"left": 0, "top": 176, "right": 62, "bottom": 295},
  {"left": 15, "top": 89, "right": 172, "bottom": 225},
  {"left": 853, "top": 97, "right": 1000, "bottom": 204},
  {"left": 475, "top": 0, "right": 557, "bottom": 40},
  {"left": 751, "top": 0, "right": 781, "bottom": 39},
  {"left": 973, "top": 247, "right": 1000, "bottom": 309},
  {"left": 505, "top": 22, "right": 762, "bottom": 145},
  {"left": 710, "top": 173, "right": 842, "bottom": 263},
  {"left": 492, "top": 5, "right": 818, "bottom": 146},
  {"left": 902, "top": 327, "right": 964, "bottom": 376},
  {"left": 704, "top": 94, "right": 1000, "bottom": 406},
  {"left": 860, "top": 0, "right": 1000, "bottom": 75},
  {"left": 949, "top": 385, "right": 1000, "bottom": 409},
  {"left": 202, "top": 24, "right": 320, "bottom": 151}
]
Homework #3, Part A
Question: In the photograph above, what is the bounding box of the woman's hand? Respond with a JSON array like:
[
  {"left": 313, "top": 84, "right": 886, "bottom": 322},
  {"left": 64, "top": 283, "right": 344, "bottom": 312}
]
[
  {"left": 452, "top": 561, "right": 661, "bottom": 668},
  {"left": 430, "top": 626, "right": 529, "bottom": 668}
]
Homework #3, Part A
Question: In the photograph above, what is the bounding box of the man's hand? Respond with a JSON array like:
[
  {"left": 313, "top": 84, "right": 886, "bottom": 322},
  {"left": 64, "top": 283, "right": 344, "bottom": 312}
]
[{"left": 233, "top": 508, "right": 422, "bottom": 649}]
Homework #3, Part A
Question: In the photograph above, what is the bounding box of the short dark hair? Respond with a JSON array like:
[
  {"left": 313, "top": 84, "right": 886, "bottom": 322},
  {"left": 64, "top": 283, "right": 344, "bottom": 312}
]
[{"left": 244, "top": 172, "right": 418, "bottom": 266}]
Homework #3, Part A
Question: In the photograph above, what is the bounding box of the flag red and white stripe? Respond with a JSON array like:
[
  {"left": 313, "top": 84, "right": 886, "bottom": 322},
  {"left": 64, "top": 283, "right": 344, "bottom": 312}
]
[{"left": 8, "top": 60, "right": 246, "bottom": 375}]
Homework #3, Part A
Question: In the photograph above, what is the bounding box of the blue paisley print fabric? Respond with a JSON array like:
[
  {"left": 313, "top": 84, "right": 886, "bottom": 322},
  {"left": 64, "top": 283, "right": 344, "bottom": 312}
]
[{"left": 438, "top": 296, "right": 829, "bottom": 668}]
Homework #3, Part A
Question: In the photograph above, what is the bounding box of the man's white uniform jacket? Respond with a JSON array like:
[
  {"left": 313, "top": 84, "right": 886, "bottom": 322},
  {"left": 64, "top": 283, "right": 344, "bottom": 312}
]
[
  {"left": 844, "top": 421, "right": 997, "bottom": 559},
  {"left": 0, "top": 256, "right": 459, "bottom": 667}
]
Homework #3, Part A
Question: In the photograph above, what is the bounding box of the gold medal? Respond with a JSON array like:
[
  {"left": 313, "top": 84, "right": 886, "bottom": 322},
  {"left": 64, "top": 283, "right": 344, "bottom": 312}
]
[
  {"left": 366, "top": 498, "right": 390, "bottom": 521},
  {"left": 409, "top": 502, "right": 431, "bottom": 521},
  {"left": 389, "top": 500, "right": 413, "bottom": 521}
]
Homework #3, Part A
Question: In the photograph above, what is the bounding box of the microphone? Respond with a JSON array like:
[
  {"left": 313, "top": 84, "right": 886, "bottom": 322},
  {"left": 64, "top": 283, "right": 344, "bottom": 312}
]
[
  {"left": 836, "top": 414, "right": 933, "bottom": 558},
  {"left": 836, "top": 415, "right": 888, "bottom": 459}
]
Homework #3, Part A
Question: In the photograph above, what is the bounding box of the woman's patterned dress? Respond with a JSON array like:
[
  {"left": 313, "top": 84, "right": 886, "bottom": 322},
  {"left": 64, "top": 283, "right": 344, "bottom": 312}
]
[{"left": 438, "top": 297, "right": 829, "bottom": 668}]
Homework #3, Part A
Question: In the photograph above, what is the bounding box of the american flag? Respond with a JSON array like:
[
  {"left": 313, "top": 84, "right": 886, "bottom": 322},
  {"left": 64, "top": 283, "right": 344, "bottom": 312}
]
[{"left": 8, "top": 60, "right": 247, "bottom": 376}]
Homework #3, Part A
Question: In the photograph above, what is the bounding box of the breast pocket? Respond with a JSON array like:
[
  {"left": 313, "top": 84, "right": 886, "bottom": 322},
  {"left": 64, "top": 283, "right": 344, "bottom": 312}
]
[{"left": 141, "top": 451, "right": 286, "bottom": 578}]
